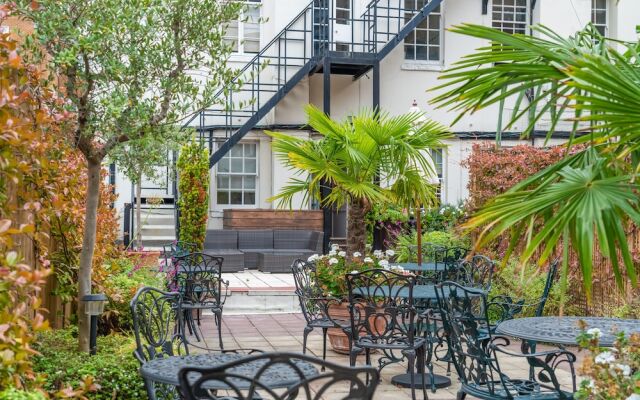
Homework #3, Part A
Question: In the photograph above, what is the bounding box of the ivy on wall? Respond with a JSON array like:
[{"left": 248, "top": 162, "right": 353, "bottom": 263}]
[{"left": 177, "top": 142, "right": 210, "bottom": 250}]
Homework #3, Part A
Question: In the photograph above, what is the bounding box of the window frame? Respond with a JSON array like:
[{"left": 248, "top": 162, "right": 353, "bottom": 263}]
[
  {"left": 591, "top": 0, "right": 608, "bottom": 36},
  {"left": 430, "top": 148, "right": 445, "bottom": 202},
  {"left": 491, "top": 0, "right": 530, "bottom": 35},
  {"left": 335, "top": 0, "right": 351, "bottom": 25},
  {"left": 215, "top": 142, "right": 259, "bottom": 208},
  {"left": 403, "top": 1, "right": 444, "bottom": 64},
  {"left": 224, "top": 0, "right": 261, "bottom": 55}
]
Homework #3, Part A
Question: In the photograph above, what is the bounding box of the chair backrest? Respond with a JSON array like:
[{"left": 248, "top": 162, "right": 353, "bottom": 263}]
[
  {"left": 535, "top": 259, "right": 559, "bottom": 317},
  {"left": 174, "top": 253, "right": 224, "bottom": 305},
  {"left": 162, "top": 241, "right": 198, "bottom": 265},
  {"left": 346, "top": 269, "right": 418, "bottom": 344},
  {"left": 178, "top": 352, "right": 379, "bottom": 400},
  {"left": 291, "top": 259, "right": 341, "bottom": 325},
  {"left": 130, "top": 286, "right": 185, "bottom": 364},
  {"left": 456, "top": 255, "right": 495, "bottom": 291},
  {"left": 435, "top": 282, "right": 502, "bottom": 393}
]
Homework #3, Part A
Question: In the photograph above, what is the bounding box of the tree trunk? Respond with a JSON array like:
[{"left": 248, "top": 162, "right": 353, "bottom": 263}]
[
  {"left": 77, "top": 158, "right": 102, "bottom": 352},
  {"left": 346, "top": 197, "right": 368, "bottom": 255},
  {"left": 135, "top": 176, "right": 142, "bottom": 250}
]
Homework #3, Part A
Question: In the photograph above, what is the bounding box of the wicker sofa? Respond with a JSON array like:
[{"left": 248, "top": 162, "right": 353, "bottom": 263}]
[{"left": 203, "top": 229, "right": 323, "bottom": 272}]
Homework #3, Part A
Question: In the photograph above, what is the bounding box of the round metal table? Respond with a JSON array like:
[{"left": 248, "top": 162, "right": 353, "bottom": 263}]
[
  {"left": 140, "top": 353, "right": 318, "bottom": 390},
  {"left": 496, "top": 316, "right": 640, "bottom": 347}
]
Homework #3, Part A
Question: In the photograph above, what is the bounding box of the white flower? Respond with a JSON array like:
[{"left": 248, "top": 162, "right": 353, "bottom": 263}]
[
  {"left": 353, "top": 252, "right": 362, "bottom": 258},
  {"left": 613, "top": 363, "right": 631, "bottom": 377},
  {"left": 373, "top": 250, "right": 383, "bottom": 258},
  {"left": 626, "top": 394, "right": 640, "bottom": 400},
  {"left": 364, "top": 257, "right": 374, "bottom": 263},
  {"left": 379, "top": 259, "right": 389, "bottom": 268},
  {"left": 307, "top": 254, "right": 319, "bottom": 262},
  {"left": 328, "top": 257, "right": 339, "bottom": 265},
  {"left": 338, "top": 251, "right": 346, "bottom": 257},
  {"left": 587, "top": 328, "right": 602, "bottom": 338},
  {"left": 331, "top": 244, "right": 340, "bottom": 251},
  {"left": 385, "top": 249, "right": 395, "bottom": 257},
  {"left": 328, "top": 250, "right": 337, "bottom": 256},
  {"left": 594, "top": 351, "right": 616, "bottom": 365}
]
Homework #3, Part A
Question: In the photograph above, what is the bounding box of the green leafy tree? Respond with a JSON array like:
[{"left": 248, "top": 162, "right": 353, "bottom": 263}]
[
  {"left": 177, "top": 142, "right": 209, "bottom": 250},
  {"left": 268, "top": 105, "right": 451, "bottom": 254},
  {"left": 17, "top": 0, "right": 243, "bottom": 351},
  {"left": 431, "top": 24, "right": 640, "bottom": 298}
]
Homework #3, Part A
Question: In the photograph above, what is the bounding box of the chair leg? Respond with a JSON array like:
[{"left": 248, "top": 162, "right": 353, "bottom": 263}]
[
  {"left": 302, "top": 326, "right": 313, "bottom": 354},
  {"left": 417, "top": 345, "right": 430, "bottom": 399},
  {"left": 456, "top": 391, "right": 467, "bottom": 400},
  {"left": 405, "top": 350, "right": 417, "bottom": 400},
  {"left": 321, "top": 328, "right": 328, "bottom": 360},
  {"left": 350, "top": 346, "right": 362, "bottom": 367},
  {"left": 214, "top": 310, "right": 224, "bottom": 350}
]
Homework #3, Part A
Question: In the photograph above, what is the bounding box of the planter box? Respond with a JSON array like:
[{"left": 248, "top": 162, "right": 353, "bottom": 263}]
[{"left": 223, "top": 209, "right": 323, "bottom": 231}]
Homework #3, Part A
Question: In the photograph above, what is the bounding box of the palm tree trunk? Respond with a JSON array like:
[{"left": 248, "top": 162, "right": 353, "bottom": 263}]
[{"left": 347, "top": 197, "right": 368, "bottom": 255}]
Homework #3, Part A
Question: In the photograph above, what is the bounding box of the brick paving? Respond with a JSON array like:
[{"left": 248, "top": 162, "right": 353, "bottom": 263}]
[{"left": 184, "top": 312, "right": 580, "bottom": 399}]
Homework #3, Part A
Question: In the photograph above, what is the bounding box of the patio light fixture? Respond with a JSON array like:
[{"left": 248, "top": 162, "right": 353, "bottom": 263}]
[{"left": 81, "top": 293, "right": 107, "bottom": 355}]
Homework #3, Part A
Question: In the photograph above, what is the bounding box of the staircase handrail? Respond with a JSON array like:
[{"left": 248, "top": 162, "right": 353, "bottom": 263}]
[{"left": 181, "top": 0, "right": 316, "bottom": 128}]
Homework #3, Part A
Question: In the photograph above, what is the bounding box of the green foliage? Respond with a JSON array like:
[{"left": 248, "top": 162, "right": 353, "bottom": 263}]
[
  {"left": 100, "top": 258, "right": 164, "bottom": 333},
  {"left": 393, "top": 231, "right": 470, "bottom": 263},
  {"left": 0, "top": 388, "right": 46, "bottom": 400},
  {"left": 32, "top": 329, "right": 146, "bottom": 399},
  {"left": 613, "top": 297, "right": 640, "bottom": 319},
  {"left": 489, "top": 260, "right": 578, "bottom": 320},
  {"left": 177, "top": 143, "right": 210, "bottom": 250},
  {"left": 422, "top": 203, "right": 466, "bottom": 232},
  {"left": 431, "top": 23, "right": 640, "bottom": 297}
]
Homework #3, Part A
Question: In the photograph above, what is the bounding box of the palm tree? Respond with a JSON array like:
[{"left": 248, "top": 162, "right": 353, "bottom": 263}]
[
  {"left": 267, "top": 105, "right": 451, "bottom": 255},
  {"left": 431, "top": 23, "right": 640, "bottom": 297}
]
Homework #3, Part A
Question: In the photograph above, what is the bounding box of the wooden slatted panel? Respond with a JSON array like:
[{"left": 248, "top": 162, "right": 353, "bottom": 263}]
[{"left": 223, "top": 209, "right": 323, "bottom": 231}]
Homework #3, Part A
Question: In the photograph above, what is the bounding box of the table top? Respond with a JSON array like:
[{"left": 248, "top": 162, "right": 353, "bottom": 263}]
[
  {"left": 396, "top": 262, "right": 444, "bottom": 272},
  {"left": 140, "top": 353, "right": 318, "bottom": 389},
  {"left": 496, "top": 316, "right": 640, "bottom": 347}
]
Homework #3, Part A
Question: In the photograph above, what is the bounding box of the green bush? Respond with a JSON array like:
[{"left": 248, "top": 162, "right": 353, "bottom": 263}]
[
  {"left": 32, "top": 328, "right": 146, "bottom": 399},
  {"left": 177, "top": 143, "right": 209, "bottom": 250},
  {"left": 421, "top": 202, "right": 466, "bottom": 232},
  {"left": 100, "top": 257, "right": 164, "bottom": 333},
  {"left": 489, "top": 260, "right": 579, "bottom": 319},
  {"left": 0, "top": 388, "right": 46, "bottom": 400},
  {"left": 394, "top": 230, "right": 470, "bottom": 263}
]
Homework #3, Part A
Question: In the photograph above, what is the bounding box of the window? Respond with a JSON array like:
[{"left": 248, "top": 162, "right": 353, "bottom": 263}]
[
  {"left": 336, "top": 0, "right": 350, "bottom": 25},
  {"left": 216, "top": 143, "right": 257, "bottom": 205},
  {"left": 431, "top": 149, "right": 444, "bottom": 201},
  {"left": 404, "top": 1, "right": 442, "bottom": 62},
  {"left": 492, "top": 0, "right": 528, "bottom": 34},
  {"left": 225, "top": 0, "right": 261, "bottom": 54},
  {"left": 591, "top": 0, "right": 607, "bottom": 36}
]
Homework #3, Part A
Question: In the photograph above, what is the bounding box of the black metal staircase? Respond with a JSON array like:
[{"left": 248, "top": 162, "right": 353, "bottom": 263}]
[{"left": 181, "top": 0, "right": 445, "bottom": 168}]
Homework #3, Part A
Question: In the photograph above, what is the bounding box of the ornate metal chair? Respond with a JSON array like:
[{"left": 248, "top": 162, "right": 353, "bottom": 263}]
[
  {"left": 435, "top": 281, "right": 576, "bottom": 400},
  {"left": 291, "top": 259, "right": 347, "bottom": 363},
  {"left": 178, "top": 351, "right": 380, "bottom": 400},
  {"left": 456, "top": 255, "right": 496, "bottom": 291},
  {"left": 161, "top": 241, "right": 199, "bottom": 290},
  {"left": 131, "top": 286, "right": 186, "bottom": 400},
  {"left": 174, "top": 252, "right": 229, "bottom": 350},
  {"left": 347, "top": 269, "right": 428, "bottom": 400}
]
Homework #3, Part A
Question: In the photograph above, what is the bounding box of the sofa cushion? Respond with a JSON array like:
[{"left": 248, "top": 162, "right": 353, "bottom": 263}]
[
  {"left": 308, "top": 231, "right": 323, "bottom": 253},
  {"left": 274, "top": 230, "right": 313, "bottom": 250},
  {"left": 204, "top": 230, "right": 238, "bottom": 250},
  {"left": 238, "top": 230, "right": 274, "bottom": 250}
]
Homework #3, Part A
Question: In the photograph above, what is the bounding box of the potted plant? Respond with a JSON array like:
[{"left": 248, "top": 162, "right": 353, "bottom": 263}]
[{"left": 311, "top": 245, "right": 404, "bottom": 353}]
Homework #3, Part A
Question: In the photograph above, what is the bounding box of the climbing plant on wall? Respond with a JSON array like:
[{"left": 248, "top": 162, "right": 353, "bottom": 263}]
[{"left": 177, "top": 142, "right": 210, "bottom": 250}]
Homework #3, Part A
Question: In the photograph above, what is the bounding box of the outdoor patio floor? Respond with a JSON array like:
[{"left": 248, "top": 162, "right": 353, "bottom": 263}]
[{"left": 185, "top": 312, "right": 582, "bottom": 399}]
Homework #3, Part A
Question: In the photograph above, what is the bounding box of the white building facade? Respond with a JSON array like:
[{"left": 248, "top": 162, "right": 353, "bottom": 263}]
[{"left": 112, "top": 0, "right": 640, "bottom": 242}]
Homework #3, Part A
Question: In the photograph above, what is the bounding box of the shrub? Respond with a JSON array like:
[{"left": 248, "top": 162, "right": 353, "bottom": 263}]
[
  {"left": 421, "top": 202, "right": 466, "bottom": 232},
  {"left": 32, "top": 329, "right": 146, "bottom": 399},
  {"left": 177, "top": 143, "right": 210, "bottom": 250},
  {"left": 100, "top": 258, "right": 164, "bottom": 333},
  {"left": 0, "top": 388, "right": 46, "bottom": 400},
  {"left": 393, "top": 230, "right": 470, "bottom": 263}
]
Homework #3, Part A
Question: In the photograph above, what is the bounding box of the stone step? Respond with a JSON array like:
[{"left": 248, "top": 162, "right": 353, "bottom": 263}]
[
  {"left": 223, "top": 288, "right": 300, "bottom": 314},
  {"left": 140, "top": 236, "right": 177, "bottom": 247}
]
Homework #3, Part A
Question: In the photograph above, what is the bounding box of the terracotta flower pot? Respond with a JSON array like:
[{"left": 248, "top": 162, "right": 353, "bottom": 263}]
[{"left": 326, "top": 302, "right": 388, "bottom": 355}]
